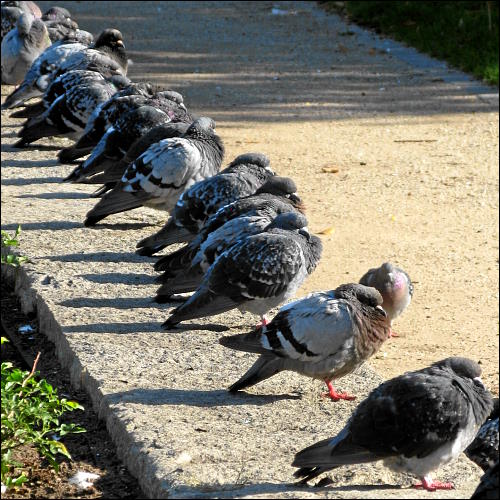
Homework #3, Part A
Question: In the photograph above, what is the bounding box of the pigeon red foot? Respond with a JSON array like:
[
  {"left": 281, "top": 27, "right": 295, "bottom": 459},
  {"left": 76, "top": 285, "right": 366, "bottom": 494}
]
[
  {"left": 256, "top": 316, "right": 270, "bottom": 329},
  {"left": 413, "top": 477, "right": 454, "bottom": 491},
  {"left": 389, "top": 329, "right": 399, "bottom": 338},
  {"left": 321, "top": 380, "right": 356, "bottom": 401}
]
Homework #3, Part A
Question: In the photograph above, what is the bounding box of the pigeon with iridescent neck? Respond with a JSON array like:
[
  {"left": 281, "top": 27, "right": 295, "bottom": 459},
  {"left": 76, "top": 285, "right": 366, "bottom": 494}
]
[{"left": 359, "top": 262, "right": 413, "bottom": 337}]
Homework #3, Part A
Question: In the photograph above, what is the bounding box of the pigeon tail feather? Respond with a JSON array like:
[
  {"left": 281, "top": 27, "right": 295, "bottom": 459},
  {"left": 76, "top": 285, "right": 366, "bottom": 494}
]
[{"left": 227, "top": 356, "right": 285, "bottom": 392}]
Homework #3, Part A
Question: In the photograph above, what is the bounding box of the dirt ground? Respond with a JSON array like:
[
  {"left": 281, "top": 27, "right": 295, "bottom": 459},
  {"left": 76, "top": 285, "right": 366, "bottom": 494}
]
[
  {"left": 2, "top": 287, "right": 144, "bottom": 499},
  {"left": 1, "top": 1, "right": 498, "bottom": 498}
]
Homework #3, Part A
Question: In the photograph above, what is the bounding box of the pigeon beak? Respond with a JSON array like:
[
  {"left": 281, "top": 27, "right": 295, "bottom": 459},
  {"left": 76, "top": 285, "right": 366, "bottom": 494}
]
[
  {"left": 116, "top": 39, "right": 124, "bottom": 47},
  {"left": 298, "top": 228, "right": 311, "bottom": 241},
  {"left": 376, "top": 305, "right": 387, "bottom": 317},
  {"left": 473, "top": 376, "right": 486, "bottom": 389}
]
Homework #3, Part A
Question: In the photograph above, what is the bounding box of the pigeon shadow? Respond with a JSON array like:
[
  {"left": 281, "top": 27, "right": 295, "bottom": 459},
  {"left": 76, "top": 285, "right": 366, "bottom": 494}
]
[
  {"left": 1, "top": 221, "right": 82, "bottom": 231},
  {"left": 162, "top": 322, "right": 230, "bottom": 333},
  {"left": 106, "top": 387, "right": 301, "bottom": 408},
  {"left": 48, "top": 251, "right": 150, "bottom": 263},
  {"left": 1, "top": 177, "right": 63, "bottom": 185},
  {"left": 79, "top": 272, "right": 157, "bottom": 285},
  {"left": 85, "top": 221, "right": 156, "bottom": 230},
  {"left": 64, "top": 321, "right": 164, "bottom": 334},
  {"left": 16, "top": 192, "right": 91, "bottom": 200},
  {"left": 59, "top": 296, "right": 156, "bottom": 309},
  {"left": 1, "top": 157, "right": 61, "bottom": 167}
]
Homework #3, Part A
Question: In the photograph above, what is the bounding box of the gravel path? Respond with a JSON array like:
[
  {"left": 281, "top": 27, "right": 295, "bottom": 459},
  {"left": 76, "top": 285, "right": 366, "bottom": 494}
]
[{"left": 2, "top": 2, "right": 498, "bottom": 498}]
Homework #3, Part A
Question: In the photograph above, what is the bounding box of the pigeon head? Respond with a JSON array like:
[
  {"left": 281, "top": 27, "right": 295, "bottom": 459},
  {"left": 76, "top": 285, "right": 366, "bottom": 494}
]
[
  {"left": 185, "top": 117, "right": 216, "bottom": 137},
  {"left": 433, "top": 357, "right": 482, "bottom": 380},
  {"left": 42, "top": 6, "right": 71, "bottom": 21},
  {"left": 16, "top": 11, "right": 34, "bottom": 35},
  {"left": 229, "top": 152, "right": 272, "bottom": 172},
  {"left": 108, "top": 74, "right": 131, "bottom": 90},
  {"left": 157, "top": 90, "right": 184, "bottom": 105},
  {"left": 94, "top": 28, "right": 125, "bottom": 50},
  {"left": 336, "top": 283, "right": 386, "bottom": 314},
  {"left": 256, "top": 176, "right": 296, "bottom": 196},
  {"left": 267, "top": 212, "right": 308, "bottom": 232}
]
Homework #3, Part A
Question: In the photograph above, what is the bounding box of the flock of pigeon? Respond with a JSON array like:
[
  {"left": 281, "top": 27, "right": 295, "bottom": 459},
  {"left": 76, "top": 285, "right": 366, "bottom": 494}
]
[{"left": 1, "top": 2, "right": 498, "bottom": 497}]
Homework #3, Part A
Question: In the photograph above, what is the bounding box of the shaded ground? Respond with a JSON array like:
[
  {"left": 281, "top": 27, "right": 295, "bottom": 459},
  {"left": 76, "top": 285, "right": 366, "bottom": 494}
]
[
  {"left": 2, "top": 286, "right": 144, "bottom": 499},
  {"left": 1, "top": 1, "right": 498, "bottom": 498}
]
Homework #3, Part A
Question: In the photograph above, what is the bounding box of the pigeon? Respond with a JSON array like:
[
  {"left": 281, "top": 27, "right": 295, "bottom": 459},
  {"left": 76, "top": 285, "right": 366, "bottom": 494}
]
[
  {"left": 1, "top": 11, "right": 51, "bottom": 85},
  {"left": 63, "top": 105, "right": 173, "bottom": 184},
  {"left": 57, "top": 83, "right": 163, "bottom": 162},
  {"left": 137, "top": 152, "right": 275, "bottom": 256},
  {"left": 10, "top": 67, "right": 124, "bottom": 119},
  {"left": 62, "top": 91, "right": 193, "bottom": 181},
  {"left": 465, "top": 398, "right": 499, "bottom": 471},
  {"left": 292, "top": 357, "right": 494, "bottom": 491},
  {"left": 359, "top": 262, "right": 413, "bottom": 337},
  {"left": 163, "top": 212, "right": 322, "bottom": 329},
  {"left": 153, "top": 181, "right": 304, "bottom": 278},
  {"left": 47, "top": 28, "right": 127, "bottom": 87},
  {"left": 470, "top": 461, "right": 498, "bottom": 500},
  {"left": 84, "top": 121, "right": 191, "bottom": 196},
  {"left": 84, "top": 117, "right": 224, "bottom": 226},
  {"left": 1, "top": 39, "right": 90, "bottom": 110},
  {"left": 155, "top": 211, "right": 313, "bottom": 302},
  {"left": 41, "top": 6, "right": 79, "bottom": 43},
  {"left": 14, "top": 71, "right": 129, "bottom": 147},
  {"left": 1, "top": 1, "right": 42, "bottom": 41},
  {"left": 219, "top": 283, "right": 390, "bottom": 399},
  {"left": 58, "top": 89, "right": 190, "bottom": 164}
]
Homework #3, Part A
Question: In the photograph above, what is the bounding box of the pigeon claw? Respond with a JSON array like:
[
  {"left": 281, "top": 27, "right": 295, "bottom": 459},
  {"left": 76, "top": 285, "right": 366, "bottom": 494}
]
[
  {"left": 255, "top": 316, "right": 270, "bottom": 329},
  {"left": 413, "top": 477, "right": 454, "bottom": 491},
  {"left": 322, "top": 380, "right": 356, "bottom": 401},
  {"left": 389, "top": 329, "right": 399, "bottom": 338}
]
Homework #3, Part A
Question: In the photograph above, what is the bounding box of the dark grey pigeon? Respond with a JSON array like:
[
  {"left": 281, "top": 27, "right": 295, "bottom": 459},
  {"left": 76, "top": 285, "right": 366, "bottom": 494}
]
[
  {"left": 41, "top": 6, "right": 79, "bottom": 43},
  {"left": 470, "top": 461, "right": 498, "bottom": 500},
  {"left": 137, "top": 152, "right": 275, "bottom": 256},
  {"left": 11, "top": 67, "right": 124, "bottom": 119},
  {"left": 2, "top": 39, "right": 90, "bottom": 110},
  {"left": 359, "top": 262, "right": 413, "bottom": 335},
  {"left": 154, "top": 191, "right": 304, "bottom": 294},
  {"left": 1, "top": 1, "right": 42, "bottom": 41},
  {"left": 63, "top": 92, "right": 192, "bottom": 182},
  {"left": 1, "top": 11, "right": 51, "bottom": 84},
  {"left": 58, "top": 89, "right": 190, "bottom": 163},
  {"left": 293, "top": 357, "right": 493, "bottom": 491},
  {"left": 57, "top": 83, "right": 161, "bottom": 162},
  {"left": 63, "top": 105, "right": 173, "bottom": 184},
  {"left": 220, "top": 283, "right": 390, "bottom": 399},
  {"left": 14, "top": 71, "right": 128, "bottom": 147},
  {"left": 84, "top": 117, "right": 224, "bottom": 226},
  {"left": 163, "top": 212, "right": 322, "bottom": 329},
  {"left": 465, "top": 398, "right": 499, "bottom": 471}
]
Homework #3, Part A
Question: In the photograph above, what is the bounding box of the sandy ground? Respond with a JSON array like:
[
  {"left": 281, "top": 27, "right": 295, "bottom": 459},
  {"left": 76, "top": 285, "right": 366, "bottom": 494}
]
[{"left": 1, "top": 1, "right": 498, "bottom": 498}]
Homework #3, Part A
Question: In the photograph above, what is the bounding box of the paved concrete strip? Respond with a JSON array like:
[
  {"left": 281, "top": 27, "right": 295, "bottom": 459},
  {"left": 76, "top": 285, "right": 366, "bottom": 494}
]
[{"left": 2, "top": 1, "right": 494, "bottom": 497}]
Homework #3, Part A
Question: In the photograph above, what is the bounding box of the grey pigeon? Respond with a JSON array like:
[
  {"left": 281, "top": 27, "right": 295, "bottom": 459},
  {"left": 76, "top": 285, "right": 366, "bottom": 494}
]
[
  {"left": 14, "top": 70, "right": 129, "bottom": 147},
  {"left": 1, "top": 39, "right": 90, "bottom": 110},
  {"left": 465, "top": 398, "right": 499, "bottom": 471},
  {"left": 163, "top": 212, "right": 322, "bottom": 329},
  {"left": 84, "top": 117, "right": 224, "bottom": 226},
  {"left": 155, "top": 211, "right": 307, "bottom": 302},
  {"left": 84, "top": 121, "right": 192, "bottom": 195},
  {"left": 1, "top": 1, "right": 42, "bottom": 41},
  {"left": 57, "top": 83, "right": 163, "bottom": 162},
  {"left": 470, "top": 461, "right": 498, "bottom": 500},
  {"left": 1, "top": 11, "right": 51, "bottom": 84},
  {"left": 10, "top": 67, "right": 123, "bottom": 119},
  {"left": 42, "top": 6, "right": 78, "bottom": 42},
  {"left": 293, "top": 357, "right": 493, "bottom": 491},
  {"left": 48, "top": 28, "right": 127, "bottom": 86},
  {"left": 220, "top": 283, "right": 389, "bottom": 399},
  {"left": 359, "top": 262, "right": 413, "bottom": 336},
  {"left": 63, "top": 105, "right": 173, "bottom": 184},
  {"left": 137, "top": 152, "right": 275, "bottom": 256},
  {"left": 63, "top": 91, "right": 193, "bottom": 181},
  {"left": 153, "top": 179, "right": 303, "bottom": 275}
]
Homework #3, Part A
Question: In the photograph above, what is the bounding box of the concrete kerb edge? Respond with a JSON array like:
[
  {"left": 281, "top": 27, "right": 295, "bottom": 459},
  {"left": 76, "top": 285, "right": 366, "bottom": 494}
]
[{"left": 1, "top": 256, "right": 169, "bottom": 499}]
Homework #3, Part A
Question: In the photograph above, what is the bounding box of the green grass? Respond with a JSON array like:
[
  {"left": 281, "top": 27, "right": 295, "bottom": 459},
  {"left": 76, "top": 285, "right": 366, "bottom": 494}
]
[{"left": 325, "top": 1, "right": 499, "bottom": 85}]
